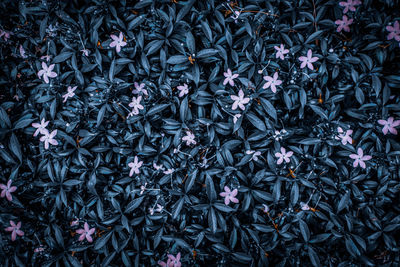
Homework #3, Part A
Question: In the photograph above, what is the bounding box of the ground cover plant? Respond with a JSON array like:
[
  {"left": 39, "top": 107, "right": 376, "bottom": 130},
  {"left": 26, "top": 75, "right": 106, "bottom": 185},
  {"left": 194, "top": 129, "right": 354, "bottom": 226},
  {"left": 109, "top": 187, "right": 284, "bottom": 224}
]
[{"left": 1, "top": 0, "right": 400, "bottom": 266}]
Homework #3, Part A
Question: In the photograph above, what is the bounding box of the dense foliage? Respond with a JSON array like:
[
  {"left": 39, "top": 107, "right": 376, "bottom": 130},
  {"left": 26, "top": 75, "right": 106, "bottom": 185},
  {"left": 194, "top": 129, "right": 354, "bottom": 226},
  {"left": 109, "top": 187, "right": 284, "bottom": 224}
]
[{"left": 1, "top": 0, "right": 400, "bottom": 266}]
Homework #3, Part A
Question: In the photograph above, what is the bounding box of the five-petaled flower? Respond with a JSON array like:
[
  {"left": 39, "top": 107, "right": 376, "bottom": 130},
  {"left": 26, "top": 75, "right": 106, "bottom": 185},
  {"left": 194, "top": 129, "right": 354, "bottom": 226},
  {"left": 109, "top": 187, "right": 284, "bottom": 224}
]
[
  {"left": 349, "top": 148, "right": 371, "bottom": 169},
  {"left": 230, "top": 89, "right": 250, "bottom": 111},
  {"left": 133, "top": 82, "right": 148, "bottom": 96},
  {"left": 5, "top": 221, "right": 24, "bottom": 241},
  {"left": 263, "top": 72, "right": 282, "bottom": 93},
  {"left": 219, "top": 186, "right": 239, "bottom": 205},
  {"left": 339, "top": 0, "right": 361, "bottom": 14},
  {"left": 129, "top": 96, "right": 144, "bottom": 115},
  {"left": 76, "top": 222, "right": 95, "bottom": 243},
  {"left": 386, "top": 21, "right": 400, "bottom": 42},
  {"left": 62, "top": 86, "right": 77, "bottom": 103},
  {"left": 0, "top": 179, "right": 17, "bottom": 202},
  {"left": 177, "top": 83, "right": 189, "bottom": 97},
  {"left": 378, "top": 117, "right": 400, "bottom": 135},
  {"left": 40, "top": 130, "right": 58, "bottom": 149},
  {"left": 275, "top": 147, "right": 293, "bottom": 165},
  {"left": 223, "top": 68, "right": 239, "bottom": 86},
  {"left": 246, "top": 150, "right": 262, "bottom": 161},
  {"left": 274, "top": 44, "right": 289, "bottom": 60},
  {"left": 32, "top": 118, "right": 49, "bottom": 137},
  {"left": 335, "top": 127, "right": 353, "bottom": 145},
  {"left": 298, "top": 49, "right": 318, "bottom": 70},
  {"left": 182, "top": 131, "right": 196, "bottom": 146},
  {"left": 335, "top": 15, "right": 353, "bottom": 32},
  {"left": 158, "top": 252, "right": 182, "bottom": 267},
  {"left": 109, "top": 32, "right": 127, "bottom": 53},
  {"left": 37, "top": 62, "right": 57, "bottom": 84},
  {"left": 128, "top": 156, "right": 143, "bottom": 176}
]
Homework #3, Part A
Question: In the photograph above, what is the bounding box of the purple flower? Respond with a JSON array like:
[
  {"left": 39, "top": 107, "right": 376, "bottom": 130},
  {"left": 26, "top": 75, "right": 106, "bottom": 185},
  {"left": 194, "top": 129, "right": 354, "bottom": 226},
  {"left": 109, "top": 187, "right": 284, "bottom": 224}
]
[
  {"left": 378, "top": 117, "right": 400, "bottom": 135},
  {"left": 76, "top": 222, "right": 95, "bottom": 243},
  {"left": 263, "top": 72, "right": 282, "bottom": 93},
  {"left": 230, "top": 89, "right": 250, "bottom": 111},
  {"left": 0, "top": 30, "right": 12, "bottom": 41},
  {"left": 133, "top": 82, "right": 148, "bottom": 96},
  {"left": 0, "top": 179, "right": 17, "bottom": 202},
  {"left": 5, "top": 220, "right": 24, "bottom": 241},
  {"left": 62, "top": 86, "right": 77, "bottom": 103},
  {"left": 386, "top": 21, "right": 400, "bottom": 42},
  {"left": 275, "top": 147, "right": 293, "bottom": 165},
  {"left": 109, "top": 32, "right": 127, "bottom": 53},
  {"left": 335, "top": 15, "right": 353, "bottom": 32},
  {"left": 335, "top": 127, "right": 353, "bottom": 145},
  {"left": 32, "top": 118, "right": 49, "bottom": 137},
  {"left": 298, "top": 49, "right": 318, "bottom": 70},
  {"left": 177, "top": 83, "right": 189, "bottom": 97},
  {"left": 153, "top": 162, "right": 164, "bottom": 171},
  {"left": 40, "top": 55, "right": 51, "bottom": 62},
  {"left": 223, "top": 68, "right": 239, "bottom": 86},
  {"left": 37, "top": 62, "right": 57, "bottom": 84},
  {"left": 129, "top": 96, "right": 144, "bottom": 115},
  {"left": 182, "top": 131, "right": 196, "bottom": 146},
  {"left": 339, "top": 0, "right": 361, "bottom": 14},
  {"left": 219, "top": 186, "right": 239, "bottom": 205},
  {"left": 349, "top": 148, "right": 371, "bottom": 169},
  {"left": 246, "top": 150, "right": 262, "bottom": 161},
  {"left": 40, "top": 129, "right": 58, "bottom": 150},
  {"left": 274, "top": 44, "right": 289, "bottom": 60},
  {"left": 128, "top": 156, "right": 143, "bottom": 176}
]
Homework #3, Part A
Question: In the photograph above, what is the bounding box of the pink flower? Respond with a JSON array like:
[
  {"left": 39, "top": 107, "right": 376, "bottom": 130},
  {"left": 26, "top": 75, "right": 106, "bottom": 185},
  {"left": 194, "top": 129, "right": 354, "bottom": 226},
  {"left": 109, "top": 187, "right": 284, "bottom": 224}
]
[
  {"left": 263, "top": 72, "right": 282, "bottom": 93},
  {"left": 378, "top": 117, "right": 400, "bottom": 135},
  {"left": 129, "top": 96, "right": 144, "bottom": 115},
  {"left": 339, "top": 0, "right": 361, "bottom": 14},
  {"left": 76, "top": 222, "right": 95, "bottom": 242},
  {"left": 246, "top": 150, "right": 262, "bottom": 161},
  {"left": 37, "top": 62, "right": 57, "bottom": 84},
  {"left": 19, "top": 45, "right": 27, "bottom": 58},
  {"left": 70, "top": 218, "right": 80, "bottom": 226},
  {"left": 128, "top": 156, "right": 143, "bottom": 176},
  {"left": 335, "top": 127, "right": 353, "bottom": 145},
  {"left": 34, "top": 246, "right": 45, "bottom": 253},
  {"left": 219, "top": 186, "right": 239, "bottom": 205},
  {"left": 163, "top": 168, "right": 175, "bottom": 175},
  {"left": 0, "top": 30, "right": 12, "bottom": 41},
  {"left": 223, "top": 68, "right": 239, "bottom": 86},
  {"left": 153, "top": 162, "right": 164, "bottom": 171},
  {"left": 158, "top": 252, "right": 182, "bottom": 267},
  {"left": 0, "top": 179, "right": 17, "bottom": 201},
  {"left": 5, "top": 220, "right": 24, "bottom": 241},
  {"left": 177, "top": 83, "right": 189, "bottom": 97},
  {"left": 386, "top": 21, "right": 400, "bottom": 42},
  {"left": 62, "top": 86, "right": 77, "bottom": 103},
  {"left": 40, "top": 55, "right": 51, "bottom": 62},
  {"left": 298, "top": 49, "right": 318, "bottom": 70},
  {"left": 40, "top": 129, "right": 58, "bottom": 149},
  {"left": 274, "top": 44, "right": 289, "bottom": 60},
  {"left": 275, "top": 147, "right": 293, "bottom": 165},
  {"left": 349, "top": 148, "right": 371, "bottom": 169},
  {"left": 32, "top": 118, "right": 49, "bottom": 137},
  {"left": 230, "top": 89, "right": 250, "bottom": 111},
  {"left": 109, "top": 32, "right": 127, "bottom": 53},
  {"left": 133, "top": 82, "right": 148, "bottom": 96},
  {"left": 262, "top": 204, "right": 269, "bottom": 213},
  {"left": 182, "top": 131, "right": 196, "bottom": 146},
  {"left": 335, "top": 15, "right": 353, "bottom": 32},
  {"left": 81, "top": 49, "right": 90, "bottom": 56}
]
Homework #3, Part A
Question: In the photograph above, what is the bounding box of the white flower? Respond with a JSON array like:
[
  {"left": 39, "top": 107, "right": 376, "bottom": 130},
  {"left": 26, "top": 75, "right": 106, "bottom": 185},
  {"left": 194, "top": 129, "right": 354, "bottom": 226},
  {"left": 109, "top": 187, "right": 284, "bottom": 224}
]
[
  {"left": 62, "top": 86, "right": 77, "bottom": 103},
  {"left": 177, "top": 83, "right": 189, "bottom": 97},
  {"left": 275, "top": 147, "right": 293, "bottom": 165},
  {"left": 246, "top": 150, "right": 262, "bottom": 161},
  {"left": 37, "top": 62, "right": 57, "bottom": 84},
  {"left": 182, "top": 131, "right": 196, "bottom": 146},
  {"left": 39, "top": 129, "right": 58, "bottom": 150},
  {"left": 128, "top": 156, "right": 143, "bottom": 176},
  {"left": 223, "top": 68, "right": 239, "bottom": 86},
  {"left": 129, "top": 96, "right": 144, "bottom": 115},
  {"left": 230, "top": 89, "right": 250, "bottom": 111},
  {"left": 109, "top": 32, "right": 127, "bottom": 53}
]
